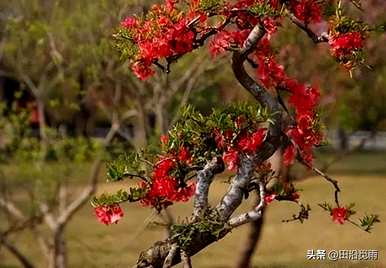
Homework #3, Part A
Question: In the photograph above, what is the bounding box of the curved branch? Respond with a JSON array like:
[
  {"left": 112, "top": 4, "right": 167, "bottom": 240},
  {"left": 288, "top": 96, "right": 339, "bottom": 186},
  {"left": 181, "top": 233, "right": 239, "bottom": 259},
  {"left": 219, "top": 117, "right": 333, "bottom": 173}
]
[
  {"left": 287, "top": 12, "right": 329, "bottom": 44},
  {"left": 228, "top": 180, "right": 265, "bottom": 228},
  {"left": 193, "top": 157, "right": 224, "bottom": 220},
  {"left": 216, "top": 23, "right": 282, "bottom": 219}
]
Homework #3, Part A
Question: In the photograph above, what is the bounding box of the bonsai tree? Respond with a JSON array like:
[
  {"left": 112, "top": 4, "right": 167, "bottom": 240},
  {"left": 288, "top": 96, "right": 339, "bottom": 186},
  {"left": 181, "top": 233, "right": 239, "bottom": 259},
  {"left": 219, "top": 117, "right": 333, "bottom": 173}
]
[{"left": 92, "top": 0, "right": 381, "bottom": 267}]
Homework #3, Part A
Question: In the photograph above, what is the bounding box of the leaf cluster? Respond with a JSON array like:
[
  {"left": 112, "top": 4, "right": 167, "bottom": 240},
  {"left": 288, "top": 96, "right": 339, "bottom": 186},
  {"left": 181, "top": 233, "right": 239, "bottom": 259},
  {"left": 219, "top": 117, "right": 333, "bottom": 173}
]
[
  {"left": 359, "top": 214, "right": 380, "bottom": 232},
  {"left": 91, "top": 188, "right": 146, "bottom": 207},
  {"left": 165, "top": 103, "right": 271, "bottom": 162},
  {"left": 106, "top": 151, "right": 152, "bottom": 182}
]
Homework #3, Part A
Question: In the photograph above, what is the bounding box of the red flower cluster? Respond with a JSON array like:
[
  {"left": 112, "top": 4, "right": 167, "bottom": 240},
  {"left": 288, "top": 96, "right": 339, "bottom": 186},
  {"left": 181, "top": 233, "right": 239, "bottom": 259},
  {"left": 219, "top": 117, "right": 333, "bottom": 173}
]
[
  {"left": 329, "top": 31, "right": 363, "bottom": 60},
  {"left": 289, "top": 0, "right": 322, "bottom": 24},
  {"left": 95, "top": 204, "right": 124, "bottom": 225},
  {"left": 140, "top": 147, "right": 196, "bottom": 209},
  {"left": 121, "top": 4, "right": 198, "bottom": 79},
  {"left": 257, "top": 56, "right": 286, "bottom": 88},
  {"left": 285, "top": 80, "right": 322, "bottom": 165},
  {"left": 237, "top": 128, "right": 266, "bottom": 153},
  {"left": 253, "top": 38, "right": 322, "bottom": 166},
  {"left": 216, "top": 128, "right": 266, "bottom": 171},
  {"left": 209, "top": 30, "right": 250, "bottom": 57},
  {"left": 283, "top": 143, "right": 296, "bottom": 166},
  {"left": 222, "top": 149, "right": 239, "bottom": 171},
  {"left": 331, "top": 207, "right": 347, "bottom": 224}
]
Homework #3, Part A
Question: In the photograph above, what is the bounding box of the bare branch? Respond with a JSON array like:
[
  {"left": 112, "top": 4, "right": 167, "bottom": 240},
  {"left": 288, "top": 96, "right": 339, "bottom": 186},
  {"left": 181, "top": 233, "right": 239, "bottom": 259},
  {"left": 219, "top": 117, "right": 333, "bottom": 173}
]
[
  {"left": 39, "top": 203, "right": 57, "bottom": 230},
  {"left": 0, "top": 197, "right": 25, "bottom": 220},
  {"left": 299, "top": 158, "right": 341, "bottom": 207},
  {"left": 287, "top": 12, "right": 329, "bottom": 44},
  {"left": 0, "top": 236, "right": 35, "bottom": 268}
]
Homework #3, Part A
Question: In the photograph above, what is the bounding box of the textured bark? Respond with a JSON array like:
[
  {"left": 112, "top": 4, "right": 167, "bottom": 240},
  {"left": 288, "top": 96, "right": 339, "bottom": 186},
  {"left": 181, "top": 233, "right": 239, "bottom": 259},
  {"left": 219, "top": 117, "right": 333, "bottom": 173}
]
[
  {"left": 193, "top": 157, "right": 224, "bottom": 220},
  {"left": 234, "top": 150, "right": 283, "bottom": 268},
  {"left": 48, "top": 225, "right": 66, "bottom": 268}
]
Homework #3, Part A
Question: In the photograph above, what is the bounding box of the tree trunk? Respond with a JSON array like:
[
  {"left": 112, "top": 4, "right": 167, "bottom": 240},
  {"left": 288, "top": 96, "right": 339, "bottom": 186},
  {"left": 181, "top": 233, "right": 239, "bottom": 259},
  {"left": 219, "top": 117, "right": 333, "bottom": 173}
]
[{"left": 48, "top": 226, "right": 67, "bottom": 268}]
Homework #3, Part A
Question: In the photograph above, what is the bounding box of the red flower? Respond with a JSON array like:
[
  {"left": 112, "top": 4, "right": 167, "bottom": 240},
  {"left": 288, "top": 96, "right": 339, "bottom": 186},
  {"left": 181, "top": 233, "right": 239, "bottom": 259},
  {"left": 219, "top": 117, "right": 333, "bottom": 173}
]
[
  {"left": 283, "top": 144, "right": 296, "bottom": 166},
  {"left": 223, "top": 149, "right": 239, "bottom": 171},
  {"left": 121, "top": 16, "right": 138, "bottom": 28},
  {"left": 237, "top": 128, "right": 266, "bottom": 153},
  {"left": 251, "top": 128, "right": 266, "bottom": 148},
  {"left": 151, "top": 176, "right": 177, "bottom": 200},
  {"left": 290, "top": 0, "right": 321, "bottom": 24},
  {"left": 264, "top": 194, "right": 276, "bottom": 204},
  {"left": 257, "top": 57, "right": 286, "bottom": 88},
  {"left": 160, "top": 134, "right": 169, "bottom": 144},
  {"left": 214, "top": 128, "right": 226, "bottom": 148},
  {"left": 209, "top": 31, "right": 233, "bottom": 57},
  {"left": 263, "top": 18, "right": 278, "bottom": 37},
  {"left": 331, "top": 207, "right": 347, "bottom": 224},
  {"left": 95, "top": 204, "right": 124, "bottom": 225},
  {"left": 287, "top": 82, "right": 320, "bottom": 114},
  {"left": 178, "top": 146, "right": 191, "bottom": 163},
  {"left": 165, "top": 0, "right": 176, "bottom": 11},
  {"left": 329, "top": 32, "right": 363, "bottom": 59},
  {"left": 131, "top": 62, "right": 154, "bottom": 80},
  {"left": 154, "top": 158, "right": 176, "bottom": 179}
]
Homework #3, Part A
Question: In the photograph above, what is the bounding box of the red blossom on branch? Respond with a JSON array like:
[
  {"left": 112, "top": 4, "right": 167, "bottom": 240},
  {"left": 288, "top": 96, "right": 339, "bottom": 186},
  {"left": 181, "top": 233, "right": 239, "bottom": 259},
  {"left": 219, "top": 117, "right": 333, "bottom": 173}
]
[
  {"left": 329, "top": 31, "right": 364, "bottom": 64},
  {"left": 283, "top": 143, "right": 296, "bottom": 166},
  {"left": 121, "top": 16, "right": 138, "bottom": 28},
  {"left": 223, "top": 149, "right": 239, "bottom": 171},
  {"left": 289, "top": 0, "right": 322, "bottom": 24},
  {"left": 95, "top": 204, "right": 124, "bottom": 225},
  {"left": 237, "top": 128, "right": 266, "bottom": 153},
  {"left": 331, "top": 207, "right": 347, "bottom": 224}
]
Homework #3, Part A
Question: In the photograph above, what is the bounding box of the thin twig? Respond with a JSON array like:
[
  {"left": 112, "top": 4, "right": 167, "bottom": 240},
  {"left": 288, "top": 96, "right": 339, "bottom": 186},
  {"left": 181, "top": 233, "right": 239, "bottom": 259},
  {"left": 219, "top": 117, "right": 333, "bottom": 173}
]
[
  {"left": 299, "top": 158, "right": 341, "bottom": 207},
  {"left": 287, "top": 12, "right": 329, "bottom": 44}
]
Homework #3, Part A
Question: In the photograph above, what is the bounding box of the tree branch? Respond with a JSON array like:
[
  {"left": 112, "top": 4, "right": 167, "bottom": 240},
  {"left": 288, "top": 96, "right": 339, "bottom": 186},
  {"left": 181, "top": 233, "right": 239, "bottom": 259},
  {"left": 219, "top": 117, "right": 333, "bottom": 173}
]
[
  {"left": 217, "top": 23, "right": 282, "bottom": 220},
  {"left": 0, "top": 197, "right": 25, "bottom": 220},
  {"left": 228, "top": 180, "right": 265, "bottom": 228},
  {"left": 193, "top": 157, "right": 224, "bottom": 220},
  {"left": 287, "top": 12, "right": 329, "bottom": 44},
  {"left": 0, "top": 236, "right": 36, "bottom": 268}
]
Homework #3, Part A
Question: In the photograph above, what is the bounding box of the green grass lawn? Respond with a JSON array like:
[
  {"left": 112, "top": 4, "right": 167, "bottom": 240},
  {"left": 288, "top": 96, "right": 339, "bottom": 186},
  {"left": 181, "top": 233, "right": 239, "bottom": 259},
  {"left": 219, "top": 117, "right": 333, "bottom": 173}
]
[{"left": 1, "top": 152, "right": 386, "bottom": 268}]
